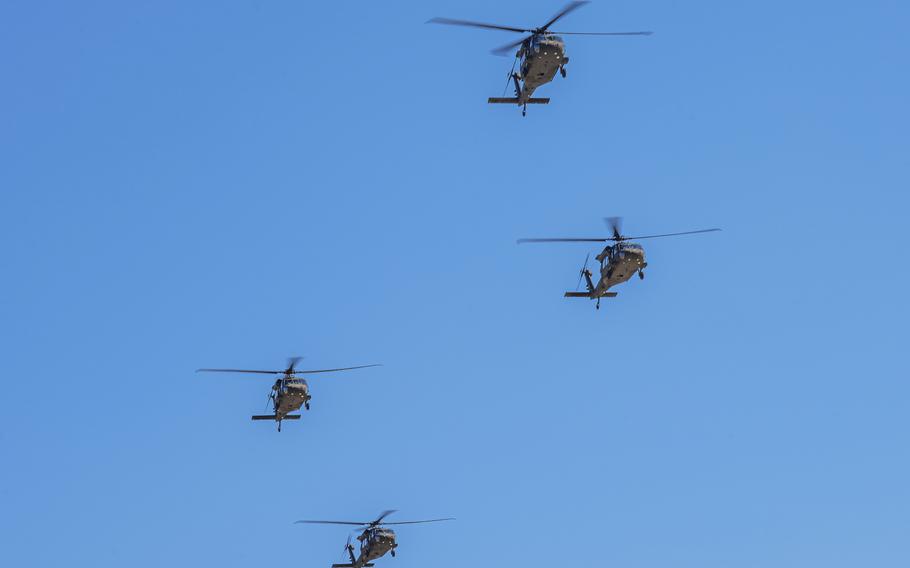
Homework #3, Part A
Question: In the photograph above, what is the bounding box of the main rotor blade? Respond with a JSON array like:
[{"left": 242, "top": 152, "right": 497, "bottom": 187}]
[
  {"left": 196, "top": 368, "right": 281, "bottom": 375},
  {"left": 604, "top": 217, "right": 623, "bottom": 240},
  {"left": 295, "top": 520, "right": 371, "bottom": 526},
  {"left": 517, "top": 238, "right": 607, "bottom": 243},
  {"left": 492, "top": 36, "right": 531, "bottom": 56},
  {"left": 550, "top": 31, "right": 653, "bottom": 36},
  {"left": 623, "top": 228, "right": 722, "bottom": 240},
  {"left": 295, "top": 364, "right": 382, "bottom": 375},
  {"left": 540, "top": 1, "right": 589, "bottom": 32},
  {"left": 286, "top": 356, "right": 303, "bottom": 373},
  {"left": 426, "top": 17, "right": 529, "bottom": 34},
  {"left": 382, "top": 518, "right": 456, "bottom": 525},
  {"left": 372, "top": 510, "right": 397, "bottom": 525}
]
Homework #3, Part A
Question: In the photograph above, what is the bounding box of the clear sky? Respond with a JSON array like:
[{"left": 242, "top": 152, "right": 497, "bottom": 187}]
[{"left": 1, "top": 1, "right": 908, "bottom": 566}]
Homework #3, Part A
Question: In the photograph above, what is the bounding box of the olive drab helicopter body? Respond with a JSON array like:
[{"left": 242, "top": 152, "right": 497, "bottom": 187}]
[
  {"left": 429, "top": 1, "right": 651, "bottom": 116},
  {"left": 519, "top": 217, "right": 720, "bottom": 309},
  {"left": 196, "top": 357, "right": 380, "bottom": 431},
  {"left": 295, "top": 511, "right": 454, "bottom": 568},
  {"left": 501, "top": 34, "right": 568, "bottom": 110}
]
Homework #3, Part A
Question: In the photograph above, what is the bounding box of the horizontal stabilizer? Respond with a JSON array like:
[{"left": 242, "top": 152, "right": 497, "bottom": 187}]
[
  {"left": 487, "top": 97, "right": 550, "bottom": 105},
  {"left": 251, "top": 414, "right": 301, "bottom": 421},
  {"left": 563, "top": 292, "right": 618, "bottom": 298}
]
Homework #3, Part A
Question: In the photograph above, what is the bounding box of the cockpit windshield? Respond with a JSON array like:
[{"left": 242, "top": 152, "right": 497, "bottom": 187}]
[{"left": 533, "top": 35, "right": 564, "bottom": 46}]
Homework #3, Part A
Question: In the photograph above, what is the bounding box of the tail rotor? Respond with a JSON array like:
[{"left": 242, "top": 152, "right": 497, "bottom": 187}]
[
  {"left": 575, "top": 253, "right": 591, "bottom": 291},
  {"left": 501, "top": 56, "right": 519, "bottom": 97},
  {"left": 342, "top": 534, "right": 356, "bottom": 563}
]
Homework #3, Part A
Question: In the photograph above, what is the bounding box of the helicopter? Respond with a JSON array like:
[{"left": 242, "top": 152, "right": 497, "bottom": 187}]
[
  {"left": 196, "top": 357, "right": 380, "bottom": 431},
  {"left": 518, "top": 217, "right": 720, "bottom": 309},
  {"left": 295, "top": 510, "right": 454, "bottom": 568},
  {"left": 428, "top": 1, "right": 651, "bottom": 116}
]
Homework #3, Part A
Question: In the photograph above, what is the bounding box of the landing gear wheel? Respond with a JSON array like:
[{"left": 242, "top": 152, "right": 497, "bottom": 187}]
[
  {"left": 522, "top": 106, "right": 527, "bottom": 117},
  {"left": 639, "top": 270, "right": 645, "bottom": 280},
  {"left": 560, "top": 67, "right": 567, "bottom": 78},
  {"left": 305, "top": 402, "right": 310, "bottom": 410},
  {"left": 391, "top": 551, "right": 396, "bottom": 558}
]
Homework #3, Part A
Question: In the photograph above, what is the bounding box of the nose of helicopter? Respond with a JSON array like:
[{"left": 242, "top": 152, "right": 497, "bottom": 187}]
[
  {"left": 284, "top": 379, "right": 309, "bottom": 393},
  {"left": 539, "top": 41, "right": 565, "bottom": 57}
]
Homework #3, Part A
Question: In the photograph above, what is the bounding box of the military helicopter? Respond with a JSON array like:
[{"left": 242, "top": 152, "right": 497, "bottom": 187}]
[
  {"left": 428, "top": 1, "right": 651, "bottom": 116},
  {"left": 196, "top": 357, "right": 380, "bottom": 431},
  {"left": 295, "top": 510, "right": 454, "bottom": 568},
  {"left": 518, "top": 217, "right": 720, "bottom": 309}
]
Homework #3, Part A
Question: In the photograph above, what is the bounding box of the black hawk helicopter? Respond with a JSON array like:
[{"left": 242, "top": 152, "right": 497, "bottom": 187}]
[
  {"left": 518, "top": 217, "right": 720, "bottom": 309},
  {"left": 295, "top": 510, "right": 454, "bottom": 568},
  {"left": 196, "top": 357, "right": 380, "bottom": 431},
  {"left": 429, "top": 1, "right": 651, "bottom": 116}
]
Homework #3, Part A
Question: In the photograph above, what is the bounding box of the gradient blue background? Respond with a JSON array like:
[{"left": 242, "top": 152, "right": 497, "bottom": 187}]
[{"left": 1, "top": 1, "right": 908, "bottom": 566}]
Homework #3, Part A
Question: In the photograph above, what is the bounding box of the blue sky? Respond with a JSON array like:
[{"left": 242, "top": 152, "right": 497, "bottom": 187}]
[{"left": 1, "top": 1, "right": 908, "bottom": 566}]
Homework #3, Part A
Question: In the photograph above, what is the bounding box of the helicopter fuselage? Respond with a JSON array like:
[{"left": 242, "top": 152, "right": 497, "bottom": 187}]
[
  {"left": 515, "top": 35, "right": 567, "bottom": 102},
  {"left": 591, "top": 243, "right": 647, "bottom": 296},
  {"left": 338, "top": 528, "right": 398, "bottom": 568},
  {"left": 273, "top": 378, "right": 311, "bottom": 419},
  {"left": 359, "top": 528, "right": 398, "bottom": 564}
]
